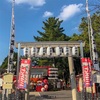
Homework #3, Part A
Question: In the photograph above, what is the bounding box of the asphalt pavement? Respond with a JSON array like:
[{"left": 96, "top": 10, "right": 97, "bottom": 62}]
[
  {"left": 0, "top": 90, "right": 72, "bottom": 100},
  {"left": 29, "top": 90, "right": 72, "bottom": 100}
]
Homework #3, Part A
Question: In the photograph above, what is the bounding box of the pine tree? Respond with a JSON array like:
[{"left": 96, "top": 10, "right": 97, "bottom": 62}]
[{"left": 34, "top": 17, "right": 70, "bottom": 41}]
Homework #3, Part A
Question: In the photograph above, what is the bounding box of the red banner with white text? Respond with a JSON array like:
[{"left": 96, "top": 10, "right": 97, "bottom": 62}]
[
  {"left": 81, "top": 58, "right": 92, "bottom": 87},
  {"left": 18, "top": 59, "right": 31, "bottom": 89}
]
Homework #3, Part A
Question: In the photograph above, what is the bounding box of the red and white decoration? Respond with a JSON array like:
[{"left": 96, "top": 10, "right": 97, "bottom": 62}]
[
  {"left": 41, "top": 87, "right": 45, "bottom": 92},
  {"left": 48, "top": 68, "right": 58, "bottom": 79},
  {"left": 44, "top": 84, "right": 48, "bottom": 91}
]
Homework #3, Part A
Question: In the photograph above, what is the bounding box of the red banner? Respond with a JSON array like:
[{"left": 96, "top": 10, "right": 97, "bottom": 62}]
[
  {"left": 18, "top": 67, "right": 26, "bottom": 89},
  {"left": 18, "top": 59, "right": 31, "bottom": 89},
  {"left": 81, "top": 58, "right": 92, "bottom": 87}
]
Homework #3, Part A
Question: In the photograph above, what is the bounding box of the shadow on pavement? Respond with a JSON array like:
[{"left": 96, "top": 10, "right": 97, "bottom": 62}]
[
  {"left": 30, "top": 95, "right": 56, "bottom": 100},
  {"left": 41, "top": 95, "right": 56, "bottom": 99}
]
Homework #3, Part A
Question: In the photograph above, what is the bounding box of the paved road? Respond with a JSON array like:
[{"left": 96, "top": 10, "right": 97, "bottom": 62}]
[
  {"left": 0, "top": 90, "right": 72, "bottom": 100},
  {"left": 29, "top": 90, "right": 72, "bottom": 100}
]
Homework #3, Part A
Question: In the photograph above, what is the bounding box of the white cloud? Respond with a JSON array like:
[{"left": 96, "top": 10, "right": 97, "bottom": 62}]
[
  {"left": 8, "top": 0, "right": 46, "bottom": 7},
  {"left": 58, "top": 4, "right": 83, "bottom": 21},
  {"left": 43, "top": 11, "right": 53, "bottom": 17}
]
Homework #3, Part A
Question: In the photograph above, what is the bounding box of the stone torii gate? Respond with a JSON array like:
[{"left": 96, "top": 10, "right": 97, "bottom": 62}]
[{"left": 15, "top": 41, "right": 85, "bottom": 100}]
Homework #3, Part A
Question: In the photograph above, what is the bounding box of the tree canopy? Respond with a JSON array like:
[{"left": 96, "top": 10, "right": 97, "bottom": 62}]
[
  {"left": 34, "top": 17, "right": 70, "bottom": 41},
  {"left": 70, "top": 12, "right": 100, "bottom": 57},
  {"left": 0, "top": 52, "right": 17, "bottom": 69}
]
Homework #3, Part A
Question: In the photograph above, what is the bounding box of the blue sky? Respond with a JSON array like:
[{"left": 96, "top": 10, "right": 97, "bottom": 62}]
[{"left": 0, "top": 0, "right": 98, "bottom": 65}]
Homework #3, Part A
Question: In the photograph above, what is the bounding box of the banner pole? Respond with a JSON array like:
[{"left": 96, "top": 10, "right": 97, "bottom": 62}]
[
  {"left": 16, "top": 43, "right": 21, "bottom": 100},
  {"left": 25, "top": 58, "right": 32, "bottom": 100}
]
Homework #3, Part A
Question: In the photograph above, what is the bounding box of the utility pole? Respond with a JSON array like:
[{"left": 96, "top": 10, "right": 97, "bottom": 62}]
[
  {"left": 16, "top": 43, "right": 21, "bottom": 100},
  {"left": 86, "top": 0, "right": 99, "bottom": 71}
]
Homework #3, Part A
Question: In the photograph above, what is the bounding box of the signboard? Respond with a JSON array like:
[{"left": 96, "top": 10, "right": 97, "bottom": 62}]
[
  {"left": 3, "top": 73, "right": 13, "bottom": 83},
  {"left": 31, "top": 74, "right": 42, "bottom": 78},
  {"left": 3, "top": 84, "right": 12, "bottom": 89},
  {"left": 81, "top": 58, "right": 92, "bottom": 87},
  {"left": 3, "top": 73, "right": 13, "bottom": 89},
  {"left": 18, "top": 59, "right": 31, "bottom": 89}
]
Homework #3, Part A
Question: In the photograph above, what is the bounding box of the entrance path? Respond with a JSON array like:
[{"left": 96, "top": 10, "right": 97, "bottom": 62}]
[{"left": 29, "top": 90, "right": 72, "bottom": 100}]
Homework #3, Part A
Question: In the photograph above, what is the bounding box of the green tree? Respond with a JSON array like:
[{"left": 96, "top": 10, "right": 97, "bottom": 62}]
[
  {"left": 0, "top": 52, "right": 17, "bottom": 69},
  {"left": 80, "top": 12, "right": 100, "bottom": 55},
  {"left": 70, "top": 12, "right": 100, "bottom": 56},
  {"left": 69, "top": 12, "right": 100, "bottom": 74}
]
